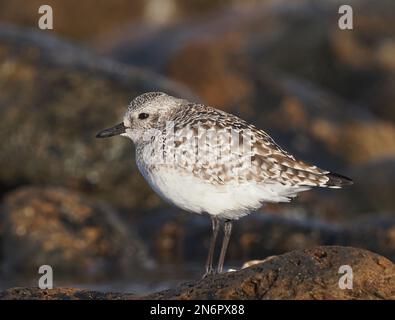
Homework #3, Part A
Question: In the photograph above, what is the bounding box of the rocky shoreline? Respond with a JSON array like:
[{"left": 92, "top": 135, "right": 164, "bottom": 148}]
[{"left": 1, "top": 246, "right": 393, "bottom": 300}]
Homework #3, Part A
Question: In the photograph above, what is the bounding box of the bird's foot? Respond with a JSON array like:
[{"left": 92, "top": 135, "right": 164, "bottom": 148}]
[{"left": 202, "top": 268, "right": 217, "bottom": 279}]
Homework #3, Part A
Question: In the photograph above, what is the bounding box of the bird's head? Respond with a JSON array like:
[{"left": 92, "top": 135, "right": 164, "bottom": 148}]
[{"left": 96, "top": 92, "right": 184, "bottom": 143}]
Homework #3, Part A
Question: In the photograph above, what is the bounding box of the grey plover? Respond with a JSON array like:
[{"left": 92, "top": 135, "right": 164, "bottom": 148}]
[{"left": 96, "top": 92, "right": 352, "bottom": 277}]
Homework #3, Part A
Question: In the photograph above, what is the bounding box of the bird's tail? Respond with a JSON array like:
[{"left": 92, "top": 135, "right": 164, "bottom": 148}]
[
  {"left": 273, "top": 156, "right": 353, "bottom": 190},
  {"left": 324, "top": 172, "right": 353, "bottom": 188}
]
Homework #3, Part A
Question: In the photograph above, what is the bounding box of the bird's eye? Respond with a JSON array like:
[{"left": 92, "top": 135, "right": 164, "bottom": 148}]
[{"left": 138, "top": 113, "right": 149, "bottom": 120}]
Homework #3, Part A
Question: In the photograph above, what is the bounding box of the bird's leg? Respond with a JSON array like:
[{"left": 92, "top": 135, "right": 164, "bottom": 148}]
[
  {"left": 217, "top": 219, "right": 233, "bottom": 274},
  {"left": 203, "top": 216, "right": 219, "bottom": 278}
]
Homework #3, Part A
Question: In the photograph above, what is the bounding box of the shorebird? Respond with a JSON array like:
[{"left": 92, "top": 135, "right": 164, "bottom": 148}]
[{"left": 96, "top": 92, "right": 352, "bottom": 277}]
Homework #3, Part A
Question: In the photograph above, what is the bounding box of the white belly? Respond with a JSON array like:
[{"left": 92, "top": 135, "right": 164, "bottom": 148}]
[
  {"left": 141, "top": 167, "right": 257, "bottom": 219},
  {"left": 137, "top": 164, "right": 307, "bottom": 220}
]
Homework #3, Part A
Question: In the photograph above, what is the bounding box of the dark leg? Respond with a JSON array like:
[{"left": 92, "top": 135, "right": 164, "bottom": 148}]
[
  {"left": 217, "top": 219, "right": 233, "bottom": 273},
  {"left": 203, "top": 216, "right": 219, "bottom": 278}
]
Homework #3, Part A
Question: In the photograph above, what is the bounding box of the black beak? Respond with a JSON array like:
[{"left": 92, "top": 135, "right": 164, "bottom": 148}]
[{"left": 96, "top": 122, "right": 126, "bottom": 138}]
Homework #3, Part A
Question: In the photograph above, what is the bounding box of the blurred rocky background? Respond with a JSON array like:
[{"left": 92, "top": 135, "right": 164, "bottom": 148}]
[{"left": 0, "top": 0, "right": 394, "bottom": 293}]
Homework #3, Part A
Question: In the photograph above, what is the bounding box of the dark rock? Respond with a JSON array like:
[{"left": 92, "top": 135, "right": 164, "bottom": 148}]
[
  {"left": 0, "top": 287, "right": 135, "bottom": 300},
  {"left": 0, "top": 0, "right": 236, "bottom": 43},
  {"left": 1, "top": 186, "right": 151, "bottom": 286},
  {"left": 305, "top": 158, "right": 395, "bottom": 220},
  {"left": 0, "top": 1, "right": 145, "bottom": 41},
  {"left": 1, "top": 247, "right": 393, "bottom": 299},
  {"left": 0, "top": 26, "right": 196, "bottom": 210}
]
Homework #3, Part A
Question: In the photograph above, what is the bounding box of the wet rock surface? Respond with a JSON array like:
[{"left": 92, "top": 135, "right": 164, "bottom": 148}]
[{"left": 1, "top": 247, "right": 393, "bottom": 300}]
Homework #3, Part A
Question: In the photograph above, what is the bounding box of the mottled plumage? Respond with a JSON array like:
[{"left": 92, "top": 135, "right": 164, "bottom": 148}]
[
  {"left": 97, "top": 92, "right": 352, "bottom": 275},
  {"left": 169, "top": 102, "right": 340, "bottom": 187}
]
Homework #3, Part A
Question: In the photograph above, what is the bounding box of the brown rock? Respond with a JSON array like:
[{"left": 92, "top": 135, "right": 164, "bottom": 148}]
[
  {"left": 0, "top": 0, "right": 145, "bottom": 41},
  {"left": 308, "top": 159, "right": 395, "bottom": 220},
  {"left": 0, "top": 287, "right": 135, "bottom": 300},
  {"left": 146, "top": 246, "right": 395, "bottom": 300},
  {"left": 1, "top": 187, "right": 151, "bottom": 285},
  {"left": 0, "top": 0, "right": 242, "bottom": 43},
  {"left": 1, "top": 247, "right": 393, "bottom": 300}
]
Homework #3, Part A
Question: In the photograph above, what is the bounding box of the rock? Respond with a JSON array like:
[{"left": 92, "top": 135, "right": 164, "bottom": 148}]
[
  {"left": 0, "top": 26, "right": 196, "bottom": 210},
  {"left": 305, "top": 158, "right": 395, "bottom": 220},
  {"left": 0, "top": 0, "right": 145, "bottom": 41},
  {"left": 1, "top": 186, "right": 151, "bottom": 286},
  {"left": 146, "top": 246, "right": 395, "bottom": 299},
  {"left": 241, "top": 259, "right": 268, "bottom": 269},
  {"left": 0, "top": 0, "right": 237, "bottom": 43},
  {"left": 0, "top": 287, "right": 135, "bottom": 300},
  {"left": 1, "top": 247, "right": 393, "bottom": 299},
  {"left": 347, "top": 159, "right": 395, "bottom": 215},
  {"left": 145, "top": 247, "right": 395, "bottom": 299}
]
